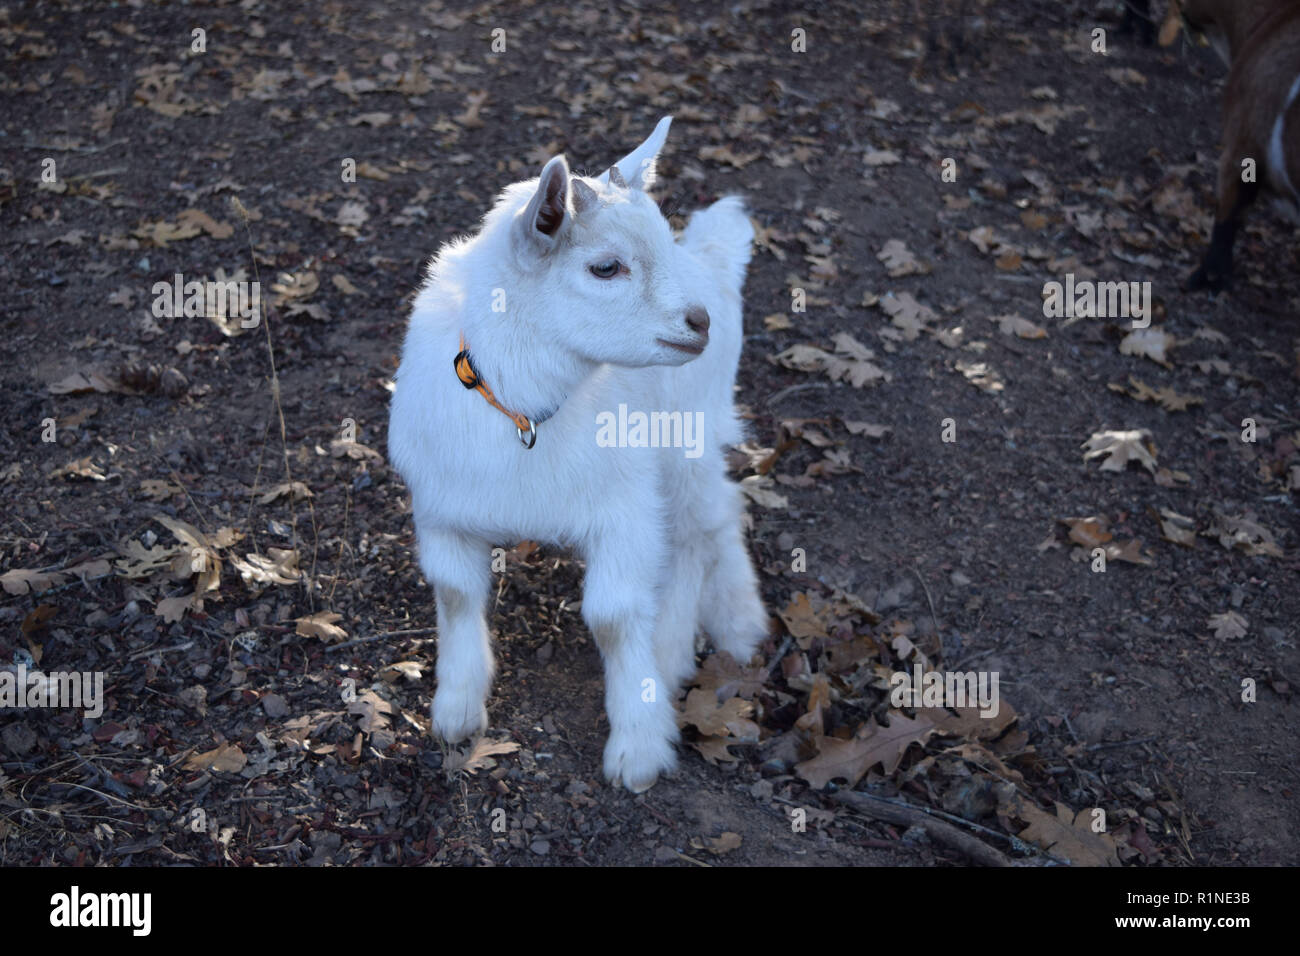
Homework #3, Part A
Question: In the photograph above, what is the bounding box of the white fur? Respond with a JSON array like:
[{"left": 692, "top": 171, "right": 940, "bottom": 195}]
[
  {"left": 1267, "top": 73, "right": 1300, "bottom": 218},
  {"left": 387, "top": 118, "right": 769, "bottom": 792}
]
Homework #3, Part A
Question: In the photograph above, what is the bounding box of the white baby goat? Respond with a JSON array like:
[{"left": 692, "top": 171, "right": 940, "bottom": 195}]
[{"left": 387, "top": 117, "right": 769, "bottom": 792}]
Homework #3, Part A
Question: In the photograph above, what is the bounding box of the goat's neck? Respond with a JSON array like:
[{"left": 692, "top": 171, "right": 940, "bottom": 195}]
[
  {"left": 1215, "top": 1, "right": 1289, "bottom": 62},
  {"left": 460, "top": 317, "right": 594, "bottom": 424}
]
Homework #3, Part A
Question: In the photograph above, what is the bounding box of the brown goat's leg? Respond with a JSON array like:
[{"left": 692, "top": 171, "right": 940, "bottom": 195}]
[{"left": 1188, "top": 150, "right": 1262, "bottom": 291}]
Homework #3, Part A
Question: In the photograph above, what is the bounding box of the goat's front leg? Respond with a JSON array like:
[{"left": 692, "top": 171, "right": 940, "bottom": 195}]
[
  {"left": 417, "top": 525, "right": 494, "bottom": 744},
  {"left": 581, "top": 526, "right": 678, "bottom": 793}
]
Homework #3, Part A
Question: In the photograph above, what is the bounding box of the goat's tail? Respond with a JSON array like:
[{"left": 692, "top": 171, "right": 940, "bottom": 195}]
[{"left": 681, "top": 195, "right": 753, "bottom": 292}]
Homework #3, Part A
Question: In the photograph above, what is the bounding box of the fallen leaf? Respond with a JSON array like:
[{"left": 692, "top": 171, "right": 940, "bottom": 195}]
[
  {"left": 185, "top": 742, "right": 247, "bottom": 773},
  {"left": 443, "top": 737, "right": 520, "bottom": 774},
  {"left": 1082, "top": 429, "right": 1157, "bottom": 473},
  {"left": 1207, "top": 611, "right": 1248, "bottom": 640},
  {"left": 1119, "top": 328, "right": 1176, "bottom": 367},
  {"left": 296, "top": 611, "right": 347, "bottom": 643},
  {"left": 795, "top": 713, "right": 937, "bottom": 789},
  {"left": 877, "top": 238, "right": 927, "bottom": 277}
]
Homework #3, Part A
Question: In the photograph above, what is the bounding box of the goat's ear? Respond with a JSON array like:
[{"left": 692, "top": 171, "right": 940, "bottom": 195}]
[
  {"left": 517, "top": 155, "right": 572, "bottom": 250},
  {"left": 600, "top": 116, "right": 672, "bottom": 191}
]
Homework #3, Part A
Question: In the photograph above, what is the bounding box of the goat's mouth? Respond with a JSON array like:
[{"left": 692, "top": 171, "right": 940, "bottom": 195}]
[{"left": 657, "top": 336, "right": 706, "bottom": 355}]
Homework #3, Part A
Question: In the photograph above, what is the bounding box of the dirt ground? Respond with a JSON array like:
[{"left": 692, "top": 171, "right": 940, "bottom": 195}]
[{"left": 0, "top": 0, "right": 1296, "bottom": 867}]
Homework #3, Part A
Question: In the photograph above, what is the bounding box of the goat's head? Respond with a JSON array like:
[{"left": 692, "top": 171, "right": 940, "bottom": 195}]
[{"left": 505, "top": 117, "right": 711, "bottom": 368}]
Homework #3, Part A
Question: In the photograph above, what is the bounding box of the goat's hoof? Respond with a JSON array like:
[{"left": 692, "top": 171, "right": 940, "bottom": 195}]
[
  {"left": 603, "top": 733, "right": 677, "bottom": 793},
  {"left": 1187, "top": 266, "right": 1230, "bottom": 293},
  {"left": 431, "top": 692, "right": 489, "bottom": 744}
]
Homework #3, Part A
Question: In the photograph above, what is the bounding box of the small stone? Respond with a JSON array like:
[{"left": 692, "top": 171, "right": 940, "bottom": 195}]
[{"left": 160, "top": 367, "right": 188, "bottom": 398}]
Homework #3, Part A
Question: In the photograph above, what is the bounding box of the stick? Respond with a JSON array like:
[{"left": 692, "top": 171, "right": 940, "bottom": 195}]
[
  {"left": 765, "top": 381, "right": 829, "bottom": 407},
  {"left": 830, "top": 790, "right": 1013, "bottom": 867},
  {"left": 325, "top": 627, "right": 437, "bottom": 653}
]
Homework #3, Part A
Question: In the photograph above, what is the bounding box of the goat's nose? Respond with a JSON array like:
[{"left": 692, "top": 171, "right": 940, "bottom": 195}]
[{"left": 685, "top": 307, "right": 710, "bottom": 335}]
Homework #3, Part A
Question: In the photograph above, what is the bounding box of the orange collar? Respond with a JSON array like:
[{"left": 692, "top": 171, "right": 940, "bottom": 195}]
[{"left": 454, "top": 334, "right": 541, "bottom": 448}]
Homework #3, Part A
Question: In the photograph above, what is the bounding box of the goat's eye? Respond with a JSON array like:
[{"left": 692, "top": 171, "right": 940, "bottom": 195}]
[{"left": 589, "top": 260, "right": 623, "bottom": 279}]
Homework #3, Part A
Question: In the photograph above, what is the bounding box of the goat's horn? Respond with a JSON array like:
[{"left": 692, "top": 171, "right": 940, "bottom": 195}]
[
  {"left": 571, "top": 177, "right": 598, "bottom": 213},
  {"left": 606, "top": 166, "right": 627, "bottom": 189}
]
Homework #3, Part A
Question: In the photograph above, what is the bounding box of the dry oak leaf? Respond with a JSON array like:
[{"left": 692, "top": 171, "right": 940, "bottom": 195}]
[
  {"left": 348, "top": 690, "right": 393, "bottom": 734},
  {"left": 139, "top": 479, "right": 181, "bottom": 501},
  {"left": 878, "top": 291, "right": 936, "bottom": 340},
  {"left": 795, "top": 712, "right": 937, "bottom": 789},
  {"left": 1155, "top": 508, "right": 1197, "bottom": 547},
  {"left": 778, "top": 592, "right": 829, "bottom": 648},
  {"left": 156, "top": 593, "right": 197, "bottom": 623},
  {"left": 1119, "top": 328, "right": 1177, "bottom": 367},
  {"left": 932, "top": 702, "right": 1019, "bottom": 741},
  {"left": 1, "top": 568, "right": 65, "bottom": 595},
  {"left": 378, "top": 661, "right": 423, "bottom": 683},
  {"left": 132, "top": 217, "right": 202, "bottom": 246},
  {"left": 695, "top": 652, "right": 768, "bottom": 699},
  {"left": 826, "top": 333, "right": 890, "bottom": 387},
  {"left": 877, "top": 238, "right": 928, "bottom": 277},
  {"left": 184, "top": 742, "right": 248, "bottom": 774},
  {"left": 1109, "top": 377, "right": 1203, "bottom": 412},
  {"left": 691, "top": 832, "right": 743, "bottom": 855},
  {"left": 115, "top": 539, "right": 183, "bottom": 578},
  {"left": 991, "top": 314, "right": 1047, "bottom": 339},
  {"left": 230, "top": 548, "right": 301, "bottom": 586},
  {"left": 863, "top": 148, "right": 901, "bottom": 167},
  {"left": 1082, "top": 429, "right": 1157, "bottom": 473},
  {"left": 47, "top": 370, "right": 121, "bottom": 395},
  {"left": 175, "top": 208, "right": 234, "bottom": 239},
  {"left": 329, "top": 439, "right": 384, "bottom": 463},
  {"left": 269, "top": 271, "right": 319, "bottom": 304},
  {"left": 443, "top": 737, "right": 520, "bottom": 774},
  {"left": 968, "top": 225, "right": 998, "bottom": 254},
  {"left": 1208, "top": 611, "right": 1248, "bottom": 640},
  {"left": 296, "top": 611, "right": 347, "bottom": 643},
  {"left": 844, "top": 420, "right": 891, "bottom": 438},
  {"left": 1005, "top": 794, "right": 1121, "bottom": 867},
  {"left": 678, "top": 688, "right": 760, "bottom": 740},
  {"left": 1103, "top": 539, "right": 1155, "bottom": 566},
  {"left": 738, "top": 474, "right": 789, "bottom": 510},
  {"left": 48, "top": 457, "right": 110, "bottom": 481},
  {"left": 1205, "top": 511, "right": 1283, "bottom": 557},
  {"left": 691, "top": 735, "right": 744, "bottom": 765},
  {"left": 955, "top": 360, "right": 1004, "bottom": 394},
  {"left": 1060, "top": 516, "right": 1112, "bottom": 548},
  {"left": 258, "top": 481, "right": 314, "bottom": 504},
  {"left": 698, "top": 145, "right": 761, "bottom": 168}
]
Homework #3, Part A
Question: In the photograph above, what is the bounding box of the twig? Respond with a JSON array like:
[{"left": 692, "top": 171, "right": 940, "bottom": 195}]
[
  {"left": 325, "top": 627, "right": 438, "bottom": 653},
  {"left": 766, "top": 381, "right": 829, "bottom": 407},
  {"left": 231, "top": 197, "right": 306, "bottom": 603},
  {"left": 127, "top": 640, "right": 194, "bottom": 661},
  {"left": 910, "top": 565, "right": 942, "bottom": 647},
  {"left": 830, "top": 790, "right": 1013, "bottom": 867},
  {"left": 67, "top": 167, "right": 128, "bottom": 181},
  {"left": 765, "top": 635, "right": 794, "bottom": 679},
  {"left": 22, "top": 138, "right": 128, "bottom": 154},
  {"left": 1085, "top": 736, "right": 1159, "bottom": 752}
]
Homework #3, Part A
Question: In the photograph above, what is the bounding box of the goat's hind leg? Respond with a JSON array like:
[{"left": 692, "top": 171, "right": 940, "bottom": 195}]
[
  {"left": 699, "top": 481, "right": 769, "bottom": 664},
  {"left": 419, "top": 526, "right": 495, "bottom": 744},
  {"left": 652, "top": 540, "right": 707, "bottom": 694}
]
